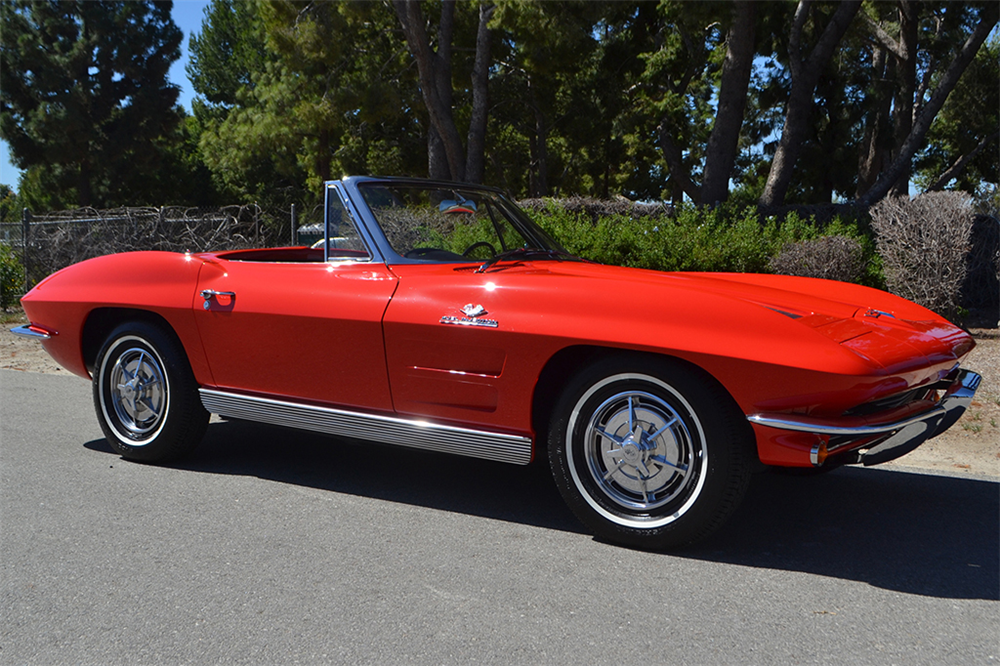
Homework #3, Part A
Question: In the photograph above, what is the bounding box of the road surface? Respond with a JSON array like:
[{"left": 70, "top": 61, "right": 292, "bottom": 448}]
[{"left": 2, "top": 369, "right": 998, "bottom": 664}]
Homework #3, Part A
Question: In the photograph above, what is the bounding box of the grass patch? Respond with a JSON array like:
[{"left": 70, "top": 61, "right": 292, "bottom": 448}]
[{"left": 1, "top": 307, "right": 27, "bottom": 326}]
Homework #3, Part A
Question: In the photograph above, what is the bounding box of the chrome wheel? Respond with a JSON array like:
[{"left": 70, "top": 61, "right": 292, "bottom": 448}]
[
  {"left": 108, "top": 346, "right": 167, "bottom": 438},
  {"left": 94, "top": 322, "right": 208, "bottom": 462},
  {"left": 548, "top": 357, "right": 753, "bottom": 549},
  {"left": 579, "top": 388, "right": 703, "bottom": 514},
  {"left": 566, "top": 374, "right": 707, "bottom": 529}
]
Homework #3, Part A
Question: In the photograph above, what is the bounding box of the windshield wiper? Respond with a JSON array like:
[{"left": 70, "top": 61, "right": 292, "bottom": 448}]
[{"left": 476, "top": 247, "right": 575, "bottom": 273}]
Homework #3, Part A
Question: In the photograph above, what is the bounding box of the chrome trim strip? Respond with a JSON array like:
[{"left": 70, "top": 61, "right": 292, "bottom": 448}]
[
  {"left": 199, "top": 389, "right": 532, "bottom": 465},
  {"left": 326, "top": 182, "right": 384, "bottom": 264},
  {"left": 10, "top": 324, "right": 51, "bottom": 340}
]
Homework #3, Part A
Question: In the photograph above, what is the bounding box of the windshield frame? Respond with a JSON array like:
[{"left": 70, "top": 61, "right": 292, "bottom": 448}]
[{"left": 338, "top": 176, "right": 570, "bottom": 266}]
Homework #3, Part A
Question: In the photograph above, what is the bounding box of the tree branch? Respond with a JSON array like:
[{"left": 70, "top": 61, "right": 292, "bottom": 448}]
[
  {"left": 926, "top": 130, "right": 999, "bottom": 192},
  {"left": 860, "top": 11, "right": 904, "bottom": 60},
  {"left": 701, "top": 0, "right": 756, "bottom": 205},
  {"left": 787, "top": 0, "right": 811, "bottom": 80},
  {"left": 858, "top": 3, "right": 999, "bottom": 206}
]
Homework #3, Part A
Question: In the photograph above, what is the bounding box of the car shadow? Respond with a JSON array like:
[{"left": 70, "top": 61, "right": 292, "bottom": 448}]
[
  {"left": 689, "top": 464, "right": 999, "bottom": 601},
  {"left": 85, "top": 419, "right": 998, "bottom": 600},
  {"left": 85, "top": 418, "right": 580, "bottom": 534}
]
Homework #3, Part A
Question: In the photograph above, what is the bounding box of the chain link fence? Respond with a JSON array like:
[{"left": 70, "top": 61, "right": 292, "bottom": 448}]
[{"left": 0, "top": 203, "right": 324, "bottom": 295}]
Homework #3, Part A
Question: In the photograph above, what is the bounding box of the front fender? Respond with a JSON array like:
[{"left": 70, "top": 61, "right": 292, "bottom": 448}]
[{"left": 20, "top": 252, "right": 210, "bottom": 382}]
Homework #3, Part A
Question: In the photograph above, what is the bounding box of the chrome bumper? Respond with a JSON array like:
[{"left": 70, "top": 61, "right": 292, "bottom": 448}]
[{"left": 748, "top": 369, "right": 981, "bottom": 467}]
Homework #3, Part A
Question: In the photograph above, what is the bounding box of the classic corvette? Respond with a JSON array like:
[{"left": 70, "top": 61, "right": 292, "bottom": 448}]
[{"left": 13, "top": 176, "right": 981, "bottom": 549}]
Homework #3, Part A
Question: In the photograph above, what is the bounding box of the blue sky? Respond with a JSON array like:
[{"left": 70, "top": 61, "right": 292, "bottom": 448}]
[{"left": 0, "top": 0, "right": 211, "bottom": 189}]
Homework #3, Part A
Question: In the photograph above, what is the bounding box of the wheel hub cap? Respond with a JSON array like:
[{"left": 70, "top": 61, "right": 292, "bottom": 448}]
[
  {"left": 621, "top": 441, "right": 642, "bottom": 465},
  {"left": 110, "top": 348, "right": 166, "bottom": 438},
  {"left": 584, "top": 390, "right": 700, "bottom": 512}
]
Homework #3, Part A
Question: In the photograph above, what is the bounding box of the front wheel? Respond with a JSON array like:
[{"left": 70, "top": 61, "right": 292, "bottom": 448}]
[
  {"left": 93, "top": 321, "right": 208, "bottom": 462},
  {"left": 547, "top": 357, "right": 753, "bottom": 549}
]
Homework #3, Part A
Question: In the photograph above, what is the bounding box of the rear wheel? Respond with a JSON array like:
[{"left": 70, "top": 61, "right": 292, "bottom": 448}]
[
  {"left": 93, "top": 321, "right": 208, "bottom": 462},
  {"left": 548, "top": 356, "right": 753, "bottom": 549}
]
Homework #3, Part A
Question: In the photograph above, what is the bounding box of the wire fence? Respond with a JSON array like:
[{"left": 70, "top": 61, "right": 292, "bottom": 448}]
[{"left": 0, "top": 203, "right": 323, "bottom": 294}]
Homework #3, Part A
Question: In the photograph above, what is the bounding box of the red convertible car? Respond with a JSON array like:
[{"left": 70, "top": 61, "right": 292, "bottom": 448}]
[{"left": 13, "top": 177, "right": 980, "bottom": 549}]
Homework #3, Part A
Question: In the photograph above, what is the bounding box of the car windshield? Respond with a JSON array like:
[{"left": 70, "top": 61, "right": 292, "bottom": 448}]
[{"left": 357, "top": 182, "right": 568, "bottom": 264}]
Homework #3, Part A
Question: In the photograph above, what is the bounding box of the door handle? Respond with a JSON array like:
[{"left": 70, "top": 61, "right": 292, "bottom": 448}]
[{"left": 201, "top": 289, "right": 236, "bottom": 309}]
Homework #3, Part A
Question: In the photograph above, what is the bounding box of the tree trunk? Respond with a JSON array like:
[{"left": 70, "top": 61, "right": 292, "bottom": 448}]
[
  {"left": 428, "top": 126, "right": 450, "bottom": 180},
  {"left": 889, "top": 1, "right": 917, "bottom": 197},
  {"left": 658, "top": 122, "right": 699, "bottom": 202},
  {"left": 393, "top": 0, "right": 466, "bottom": 181},
  {"left": 856, "top": 47, "right": 893, "bottom": 198},
  {"left": 700, "top": 1, "right": 756, "bottom": 206},
  {"left": 528, "top": 81, "right": 549, "bottom": 197},
  {"left": 759, "top": 0, "right": 861, "bottom": 208},
  {"left": 315, "top": 128, "right": 331, "bottom": 184},
  {"left": 464, "top": 3, "right": 493, "bottom": 184},
  {"left": 601, "top": 137, "right": 611, "bottom": 199},
  {"left": 78, "top": 157, "right": 93, "bottom": 207},
  {"left": 527, "top": 113, "right": 549, "bottom": 197},
  {"left": 858, "top": 4, "right": 998, "bottom": 207},
  {"left": 669, "top": 180, "right": 684, "bottom": 208}
]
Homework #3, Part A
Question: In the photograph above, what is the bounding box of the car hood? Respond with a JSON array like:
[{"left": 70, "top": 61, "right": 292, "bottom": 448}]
[
  {"left": 674, "top": 270, "right": 972, "bottom": 367},
  {"left": 490, "top": 261, "right": 974, "bottom": 375}
]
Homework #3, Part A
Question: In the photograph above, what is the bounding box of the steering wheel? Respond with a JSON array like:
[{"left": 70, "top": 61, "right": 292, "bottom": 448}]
[{"left": 462, "top": 241, "right": 498, "bottom": 258}]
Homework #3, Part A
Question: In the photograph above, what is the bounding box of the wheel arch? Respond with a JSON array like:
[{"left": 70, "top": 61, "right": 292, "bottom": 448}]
[{"left": 82, "top": 308, "right": 185, "bottom": 376}]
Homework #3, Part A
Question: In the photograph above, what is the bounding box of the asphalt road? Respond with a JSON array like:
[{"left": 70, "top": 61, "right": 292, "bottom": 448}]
[{"left": 2, "top": 368, "right": 998, "bottom": 665}]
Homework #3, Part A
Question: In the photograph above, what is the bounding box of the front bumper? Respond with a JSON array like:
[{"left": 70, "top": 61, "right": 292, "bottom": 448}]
[{"left": 748, "top": 369, "right": 981, "bottom": 467}]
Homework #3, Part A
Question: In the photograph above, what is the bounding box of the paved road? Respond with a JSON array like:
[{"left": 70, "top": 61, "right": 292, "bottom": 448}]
[{"left": 2, "top": 368, "right": 998, "bottom": 665}]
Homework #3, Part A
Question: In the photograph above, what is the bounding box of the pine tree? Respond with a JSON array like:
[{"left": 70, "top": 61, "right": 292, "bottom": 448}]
[{"left": 1, "top": 0, "right": 183, "bottom": 207}]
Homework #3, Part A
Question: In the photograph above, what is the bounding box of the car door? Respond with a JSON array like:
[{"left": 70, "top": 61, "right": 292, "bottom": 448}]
[
  {"left": 193, "top": 190, "right": 398, "bottom": 412},
  {"left": 381, "top": 263, "right": 556, "bottom": 436}
]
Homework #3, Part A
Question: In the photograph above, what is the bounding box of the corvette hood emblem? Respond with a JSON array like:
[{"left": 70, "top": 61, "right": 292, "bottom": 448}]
[{"left": 440, "top": 303, "right": 498, "bottom": 328}]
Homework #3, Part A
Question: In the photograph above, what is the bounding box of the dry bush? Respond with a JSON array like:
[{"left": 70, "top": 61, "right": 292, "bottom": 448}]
[
  {"left": 870, "top": 192, "right": 973, "bottom": 321},
  {"left": 768, "top": 235, "right": 865, "bottom": 283},
  {"left": 518, "top": 196, "right": 671, "bottom": 224}
]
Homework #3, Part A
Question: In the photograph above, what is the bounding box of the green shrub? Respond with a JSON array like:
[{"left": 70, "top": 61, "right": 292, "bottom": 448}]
[
  {"left": 527, "top": 199, "right": 882, "bottom": 286},
  {"left": 0, "top": 241, "right": 25, "bottom": 309}
]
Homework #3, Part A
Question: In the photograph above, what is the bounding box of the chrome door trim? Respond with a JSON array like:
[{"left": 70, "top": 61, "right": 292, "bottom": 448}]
[{"left": 199, "top": 388, "right": 532, "bottom": 465}]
